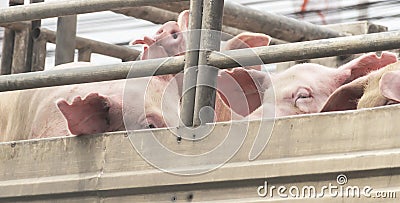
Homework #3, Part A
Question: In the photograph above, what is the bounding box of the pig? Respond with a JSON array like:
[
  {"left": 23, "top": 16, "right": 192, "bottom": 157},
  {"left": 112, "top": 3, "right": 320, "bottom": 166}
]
[
  {"left": 131, "top": 10, "right": 398, "bottom": 119},
  {"left": 132, "top": 10, "right": 398, "bottom": 120},
  {"left": 0, "top": 63, "right": 182, "bottom": 142},
  {"left": 0, "top": 10, "right": 273, "bottom": 141},
  {"left": 248, "top": 52, "right": 398, "bottom": 118},
  {"left": 321, "top": 60, "right": 400, "bottom": 112},
  {"left": 132, "top": 10, "right": 272, "bottom": 119}
]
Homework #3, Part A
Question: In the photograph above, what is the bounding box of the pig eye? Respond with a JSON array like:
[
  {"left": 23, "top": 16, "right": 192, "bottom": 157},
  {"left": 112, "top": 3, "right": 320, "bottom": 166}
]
[
  {"left": 297, "top": 93, "right": 310, "bottom": 99},
  {"left": 172, "top": 32, "right": 178, "bottom": 39},
  {"left": 294, "top": 88, "right": 312, "bottom": 105},
  {"left": 295, "top": 92, "right": 311, "bottom": 101}
]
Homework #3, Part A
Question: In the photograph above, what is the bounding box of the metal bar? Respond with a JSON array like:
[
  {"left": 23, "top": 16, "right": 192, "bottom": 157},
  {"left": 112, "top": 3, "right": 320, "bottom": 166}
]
[
  {"left": 55, "top": 15, "right": 77, "bottom": 65},
  {"left": 35, "top": 28, "right": 140, "bottom": 61},
  {"left": 113, "top": 6, "right": 288, "bottom": 46},
  {"left": 31, "top": 37, "right": 47, "bottom": 72},
  {"left": 11, "top": 26, "right": 31, "bottom": 74},
  {"left": 222, "top": 1, "right": 345, "bottom": 42},
  {"left": 0, "top": 0, "right": 22, "bottom": 75},
  {"left": 156, "top": 2, "right": 189, "bottom": 13},
  {"left": 0, "top": 31, "right": 400, "bottom": 92},
  {"left": 193, "top": 0, "right": 225, "bottom": 126},
  {"left": 29, "top": 0, "right": 44, "bottom": 72},
  {"left": 78, "top": 47, "right": 92, "bottom": 62},
  {"left": 113, "top": 6, "right": 178, "bottom": 24},
  {"left": 0, "top": 0, "right": 188, "bottom": 24},
  {"left": 0, "top": 29, "right": 15, "bottom": 75},
  {"left": 180, "top": 0, "right": 204, "bottom": 126},
  {"left": 154, "top": 1, "right": 345, "bottom": 42},
  {"left": 1, "top": 22, "right": 28, "bottom": 31}
]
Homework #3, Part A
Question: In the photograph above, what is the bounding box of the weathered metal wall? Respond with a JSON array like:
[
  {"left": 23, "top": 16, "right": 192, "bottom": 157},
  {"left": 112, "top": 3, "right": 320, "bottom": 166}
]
[{"left": 0, "top": 105, "right": 399, "bottom": 202}]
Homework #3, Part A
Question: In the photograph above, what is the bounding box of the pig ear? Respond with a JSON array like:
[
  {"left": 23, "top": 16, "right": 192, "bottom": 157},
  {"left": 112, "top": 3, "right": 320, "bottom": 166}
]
[
  {"left": 57, "top": 93, "right": 112, "bottom": 135},
  {"left": 130, "top": 36, "right": 156, "bottom": 60},
  {"left": 380, "top": 70, "right": 400, "bottom": 102},
  {"left": 177, "top": 10, "right": 189, "bottom": 32},
  {"left": 223, "top": 32, "right": 272, "bottom": 51},
  {"left": 339, "top": 52, "right": 398, "bottom": 83},
  {"left": 218, "top": 68, "right": 269, "bottom": 116},
  {"left": 214, "top": 92, "right": 243, "bottom": 122},
  {"left": 321, "top": 77, "right": 367, "bottom": 112}
]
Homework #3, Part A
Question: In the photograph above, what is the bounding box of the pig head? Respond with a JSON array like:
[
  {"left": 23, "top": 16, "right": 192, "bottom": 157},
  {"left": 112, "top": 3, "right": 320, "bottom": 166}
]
[
  {"left": 322, "top": 60, "right": 400, "bottom": 111},
  {"left": 249, "top": 52, "right": 398, "bottom": 118},
  {"left": 132, "top": 10, "right": 271, "bottom": 120},
  {"left": 132, "top": 10, "right": 271, "bottom": 64}
]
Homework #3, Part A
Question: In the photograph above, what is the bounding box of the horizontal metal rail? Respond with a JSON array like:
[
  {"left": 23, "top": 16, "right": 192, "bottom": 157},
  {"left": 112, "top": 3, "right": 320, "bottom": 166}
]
[
  {"left": 34, "top": 28, "right": 140, "bottom": 61},
  {"left": 112, "top": 6, "right": 287, "bottom": 45},
  {"left": 113, "top": 6, "right": 179, "bottom": 25},
  {"left": 155, "top": 1, "right": 346, "bottom": 42},
  {"left": 2, "top": 23, "right": 141, "bottom": 62},
  {"left": 0, "top": 0, "right": 188, "bottom": 24},
  {"left": 0, "top": 31, "right": 399, "bottom": 92}
]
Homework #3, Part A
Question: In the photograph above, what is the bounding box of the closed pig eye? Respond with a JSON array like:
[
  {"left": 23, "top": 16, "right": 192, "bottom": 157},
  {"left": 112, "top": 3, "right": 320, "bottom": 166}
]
[
  {"left": 385, "top": 100, "right": 398, "bottom": 105},
  {"left": 294, "top": 88, "right": 312, "bottom": 104}
]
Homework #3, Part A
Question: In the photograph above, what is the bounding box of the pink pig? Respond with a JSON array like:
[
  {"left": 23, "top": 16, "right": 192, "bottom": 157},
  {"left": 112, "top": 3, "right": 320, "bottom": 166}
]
[
  {"left": 132, "top": 10, "right": 272, "bottom": 120},
  {"left": 0, "top": 62, "right": 182, "bottom": 142},
  {"left": 249, "top": 52, "right": 398, "bottom": 118},
  {"left": 321, "top": 60, "right": 400, "bottom": 111}
]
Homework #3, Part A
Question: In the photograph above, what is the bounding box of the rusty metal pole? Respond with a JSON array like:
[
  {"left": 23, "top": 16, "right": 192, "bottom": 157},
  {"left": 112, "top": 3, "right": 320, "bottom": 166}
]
[
  {"left": 31, "top": 34, "right": 47, "bottom": 71},
  {"left": 78, "top": 47, "right": 92, "bottom": 62},
  {"left": 34, "top": 28, "right": 140, "bottom": 61},
  {"left": 55, "top": 15, "right": 77, "bottom": 65},
  {"left": 9, "top": 0, "right": 31, "bottom": 74},
  {"left": 1, "top": 29, "right": 15, "bottom": 75},
  {"left": 0, "top": 0, "right": 21, "bottom": 75},
  {"left": 192, "top": 0, "right": 224, "bottom": 126},
  {"left": 0, "top": 0, "right": 189, "bottom": 24},
  {"left": 180, "top": 0, "right": 204, "bottom": 127},
  {"left": 30, "top": 0, "right": 45, "bottom": 71},
  {"left": 11, "top": 25, "right": 31, "bottom": 73}
]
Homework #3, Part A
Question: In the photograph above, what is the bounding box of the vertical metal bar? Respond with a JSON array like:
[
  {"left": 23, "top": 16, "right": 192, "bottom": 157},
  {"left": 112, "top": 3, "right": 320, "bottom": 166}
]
[
  {"left": 180, "top": 0, "right": 204, "bottom": 127},
  {"left": 11, "top": 26, "right": 31, "bottom": 73},
  {"left": 1, "top": 29, "right": 15, "bottom": 75},
  {"left": 31, "top": 37, "right": 47, "bottom": 71},
  {"left": 78, "top": 47, "right": 92, "bottom": 62},
  {"left": 193, "top": 0, "right": 224, "bottom": 126},
  {"left": 55, "top": 15, "right": 77, "bottom": 65},
  {"left": 2, "top": 0, "right": 23, "bottom": 74},
  {"left": 29, "top": 0, "right": 44, "bottom": 71}
]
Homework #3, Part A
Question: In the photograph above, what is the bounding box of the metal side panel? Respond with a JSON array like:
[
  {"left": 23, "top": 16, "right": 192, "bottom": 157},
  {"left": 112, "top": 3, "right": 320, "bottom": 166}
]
[{"left": 0, "top": 105, "right": 400, "bottom": 202}]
